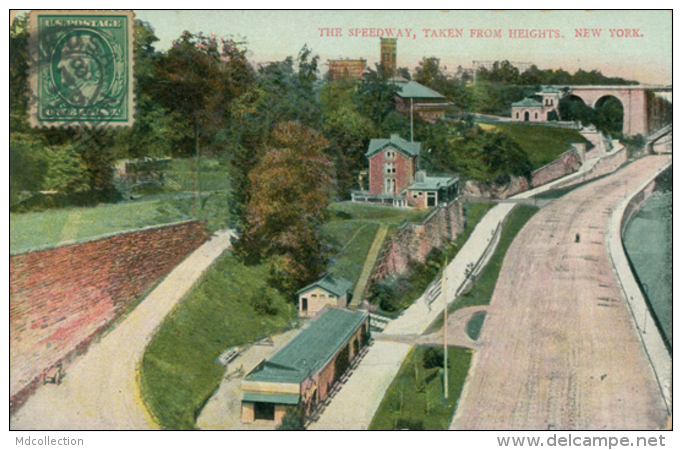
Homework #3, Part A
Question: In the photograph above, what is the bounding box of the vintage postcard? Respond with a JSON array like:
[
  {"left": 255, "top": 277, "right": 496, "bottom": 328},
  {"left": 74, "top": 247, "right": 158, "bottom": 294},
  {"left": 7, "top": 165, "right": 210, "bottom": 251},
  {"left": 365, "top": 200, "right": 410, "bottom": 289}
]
[{"left": 9, "top": 9, "right": 673, "bottom": 445}]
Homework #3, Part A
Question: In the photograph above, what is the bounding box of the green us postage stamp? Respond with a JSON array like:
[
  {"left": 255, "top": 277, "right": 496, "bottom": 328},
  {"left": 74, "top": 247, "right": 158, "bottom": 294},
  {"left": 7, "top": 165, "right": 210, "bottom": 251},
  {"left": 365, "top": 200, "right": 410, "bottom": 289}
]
[{"left": 28, "top": 10, "right": 135, "bottom": 127}]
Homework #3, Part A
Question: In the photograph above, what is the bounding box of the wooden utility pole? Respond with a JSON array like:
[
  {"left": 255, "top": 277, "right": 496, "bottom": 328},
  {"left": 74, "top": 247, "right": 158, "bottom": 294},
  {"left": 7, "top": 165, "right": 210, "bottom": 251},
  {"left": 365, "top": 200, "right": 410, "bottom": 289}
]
[
  {"left": 443, "top": 257, "right": 448, "bottom": 400},
  {"left": 410, "top": 97, "right": 414, "bottom": 142}
]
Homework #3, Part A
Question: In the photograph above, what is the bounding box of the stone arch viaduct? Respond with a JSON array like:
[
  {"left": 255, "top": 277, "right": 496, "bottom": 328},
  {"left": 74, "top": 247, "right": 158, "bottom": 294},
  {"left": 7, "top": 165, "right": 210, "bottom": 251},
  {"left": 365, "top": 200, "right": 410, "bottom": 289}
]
[{"left": 559, "top": 85, "right": 671, "bottom": 136}]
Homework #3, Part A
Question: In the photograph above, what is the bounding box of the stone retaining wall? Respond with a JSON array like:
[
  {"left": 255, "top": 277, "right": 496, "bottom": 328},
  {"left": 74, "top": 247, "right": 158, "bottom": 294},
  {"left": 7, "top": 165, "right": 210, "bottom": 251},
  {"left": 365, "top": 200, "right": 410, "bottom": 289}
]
[
  {"left": 553, "top": 146, "right": 629, "bottom": 190},
  {"left": 530, "top": 146, "right": 583, "bottom": 188},
  {"left": 370, "top": 199, "right": 464, "bottom": 283},
  {"left": 10, "top": 220, "right": 210, "bottom": 411}
]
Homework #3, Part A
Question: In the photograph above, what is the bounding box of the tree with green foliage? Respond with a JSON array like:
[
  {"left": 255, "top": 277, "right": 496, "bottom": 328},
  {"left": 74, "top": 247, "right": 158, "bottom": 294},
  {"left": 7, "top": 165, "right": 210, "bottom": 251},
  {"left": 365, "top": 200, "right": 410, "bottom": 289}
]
[
  {"left": 477, "top": 130, "right": 533, "bottom": 180},
  {"left": 224, "top": 46, "right": 325, "bottom": 225},
  {"left": 153, "top": 31, "right": 255, "bottom": 157},
  {"left": 413, "top": 57, "right": 469, "bottom": 110},
  {"left": 10, "top": 15, "right": 30, "bottom": 133},
  {"left": 320, "top": 81, "right": 373, "bottom": 197},
  {"left": 10, "top": 134, "right": 48, "bottom": 205},
  {"left": 43, "top": 144, "right": 90, "bottom": 193},
  {"left": 422, "top": 347, "right": 445, "bottom": 369},
  {"left": 476, "top": 60, "right": 520, "bottom": 85},
  {"left": 559, "top": 97, "right": 595, "bottom": 126},
  {"left": 110, "top": 20, "right": 182, "bottom": 160},
  {"left": 593, "top": 96, "right": 624, "bottom": 136},
  {"left": 354, "top": 66, "right": 401, "bottom": 133}
]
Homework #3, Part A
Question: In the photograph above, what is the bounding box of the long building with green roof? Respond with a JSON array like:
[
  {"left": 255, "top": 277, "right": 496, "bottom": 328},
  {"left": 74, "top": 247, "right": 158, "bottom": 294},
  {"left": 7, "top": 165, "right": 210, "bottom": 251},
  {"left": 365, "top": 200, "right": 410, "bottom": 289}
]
[{"left": 240, "top": 307, "right": 370, "bottom": 425}]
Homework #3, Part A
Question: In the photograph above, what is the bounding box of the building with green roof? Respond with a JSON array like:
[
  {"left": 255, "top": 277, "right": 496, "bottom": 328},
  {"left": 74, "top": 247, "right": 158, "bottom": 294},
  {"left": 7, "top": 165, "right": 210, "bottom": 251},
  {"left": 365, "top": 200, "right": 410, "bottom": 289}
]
[
  {"left": 366, "top": 134, "right": 422, "bottom": 159},
  {"left": 511, "top": 97, "right": 545, "bottom": 122},
  {"left": 406, "top": 171, "right": 459, "bottom": 208},
  {"left": 391, "top": 78, "right": 450, "bottom": 123},
  {"left": 511, "top": 87, "right": 563, "bottom": 122},
  {"left": 296, "top": 273, "right": 354, "bottom": 317},
  {"left": 353, "top": 134, "right": 459, "bottom": 208},
  {"left": 240, "top": 307, "right": 370, "bottom": 425}
]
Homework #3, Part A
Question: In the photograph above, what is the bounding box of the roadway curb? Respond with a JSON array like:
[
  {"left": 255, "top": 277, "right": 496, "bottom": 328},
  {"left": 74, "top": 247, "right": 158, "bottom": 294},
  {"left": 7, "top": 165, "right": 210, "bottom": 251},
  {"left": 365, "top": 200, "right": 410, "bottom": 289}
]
[{"left": 604, "top": 156, "right": 672, "bottom": 414}]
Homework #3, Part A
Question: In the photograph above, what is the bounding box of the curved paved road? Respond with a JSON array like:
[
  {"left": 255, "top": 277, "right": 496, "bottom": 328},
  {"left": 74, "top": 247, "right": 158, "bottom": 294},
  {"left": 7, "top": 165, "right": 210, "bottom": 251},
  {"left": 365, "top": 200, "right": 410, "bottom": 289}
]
[
  {"left": 10, "top": 230, "right": 235, "bottom": 430},
  {"left": 451, "top": 156, "right": 670, "bottom": 430}
]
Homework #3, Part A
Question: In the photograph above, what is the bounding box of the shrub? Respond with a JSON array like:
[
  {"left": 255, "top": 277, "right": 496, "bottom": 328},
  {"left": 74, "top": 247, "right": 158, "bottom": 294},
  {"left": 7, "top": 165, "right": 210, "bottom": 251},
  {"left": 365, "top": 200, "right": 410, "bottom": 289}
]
[
  {"left": 395, "top": 418, "right": 424, "bottom": 430},
  {"left": 422, "top": 347, "right": 445, "bottom": 369},
  {"left": 369, "top": 281, "right": 398, "bottom": 312},
  {"left": 276, "top": 407, "right": 305, "bottom": 430},
  {"left": 251, "top": 286, "right": 280, "bottom": 316}
]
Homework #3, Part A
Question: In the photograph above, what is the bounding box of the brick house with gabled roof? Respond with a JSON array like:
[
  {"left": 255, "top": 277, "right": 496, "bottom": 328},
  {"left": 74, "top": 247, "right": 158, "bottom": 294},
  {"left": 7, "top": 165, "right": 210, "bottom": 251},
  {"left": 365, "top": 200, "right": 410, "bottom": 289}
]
[
  {"left": 353, "top": 134, "right": 459, "bottom": 208},
  {"left": 366, "top": 134, "right": 420, "bottom": 198}
]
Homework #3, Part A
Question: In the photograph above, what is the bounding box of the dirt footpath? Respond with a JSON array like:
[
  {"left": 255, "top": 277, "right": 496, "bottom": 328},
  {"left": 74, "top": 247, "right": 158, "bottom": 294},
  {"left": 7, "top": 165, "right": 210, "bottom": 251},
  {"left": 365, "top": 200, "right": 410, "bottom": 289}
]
[
  {"left": 451, "top": 156, "right": 670, "bottom": 430},
  {"left": 10, "top": 230, "right": 235, "bottom": 430}
]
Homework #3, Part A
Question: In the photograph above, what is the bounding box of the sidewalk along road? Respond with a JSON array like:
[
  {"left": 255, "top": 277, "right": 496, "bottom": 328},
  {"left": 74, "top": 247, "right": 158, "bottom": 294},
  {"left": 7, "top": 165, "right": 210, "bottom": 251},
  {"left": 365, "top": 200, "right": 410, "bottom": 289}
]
[
  {"left": 451, "top": 156, "right": 670, "bottom": 430},
  {"left": 10, "top": 230, "right": 235, "bottom": 430}
]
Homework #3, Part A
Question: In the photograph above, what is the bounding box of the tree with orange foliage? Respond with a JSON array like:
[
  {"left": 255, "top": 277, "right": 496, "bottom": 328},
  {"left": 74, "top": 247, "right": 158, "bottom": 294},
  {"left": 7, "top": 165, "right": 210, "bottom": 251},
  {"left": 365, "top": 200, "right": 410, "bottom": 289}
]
[{"left": 238, "top": 122, "right": 334, "bottom": 296}]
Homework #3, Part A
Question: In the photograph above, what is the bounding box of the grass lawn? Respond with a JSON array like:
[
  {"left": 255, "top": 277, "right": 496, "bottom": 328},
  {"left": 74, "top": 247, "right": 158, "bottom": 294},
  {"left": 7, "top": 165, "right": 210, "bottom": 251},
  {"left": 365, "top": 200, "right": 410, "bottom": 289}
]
[
  {"left": 139, "top": 252, "right": 296, "bottom": 430},
  {"left": 322, "top": 221, "right": 381, "bottom": 286},
  {"left": 426, "top": 205, "right": 539, "bottom": 332},
  {"left": 322, "top": 202, "right": 432, "bottom": 287},
  {"left": 327, "top": 202, "right": 431, "bottom": 225},
  {"left": 466, "top": 312, "right": 486, "bottom": 341},
  {"left": 10, "top": 158, "right": 235, "bottom": 254},
  {"left": 369, "top": 346, "right": 473, "bottom": 430},
  {"left": 10, "top": 199, "right": 191, "bottom": 254},
  {"left": 164, "top": 157, "right": 232, "bottom": 192},
  {"left": 492, "top": 123, "right": 592, "bottom": 169}
]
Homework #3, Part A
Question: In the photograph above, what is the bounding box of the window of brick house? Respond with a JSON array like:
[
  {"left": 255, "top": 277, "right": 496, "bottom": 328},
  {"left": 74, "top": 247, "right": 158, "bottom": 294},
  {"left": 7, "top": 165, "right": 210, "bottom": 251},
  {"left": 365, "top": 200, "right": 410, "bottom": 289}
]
[{"left": 385, "top": 162, "right": 396, "bottom": 174}]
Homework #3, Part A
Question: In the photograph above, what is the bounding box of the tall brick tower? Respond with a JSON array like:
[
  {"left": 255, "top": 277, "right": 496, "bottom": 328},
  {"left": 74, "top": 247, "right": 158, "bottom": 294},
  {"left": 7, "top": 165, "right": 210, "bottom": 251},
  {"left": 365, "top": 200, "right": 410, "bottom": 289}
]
[{"left": 380, "top": 38, "right": 397, "bottom": 76}]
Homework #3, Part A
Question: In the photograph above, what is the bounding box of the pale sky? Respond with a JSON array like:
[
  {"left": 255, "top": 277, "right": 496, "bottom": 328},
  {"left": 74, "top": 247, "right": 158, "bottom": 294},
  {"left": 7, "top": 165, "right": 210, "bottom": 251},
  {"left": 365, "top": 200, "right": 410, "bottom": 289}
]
[{"left": 130, "top": 10, "right": 672, "bottom": 85}]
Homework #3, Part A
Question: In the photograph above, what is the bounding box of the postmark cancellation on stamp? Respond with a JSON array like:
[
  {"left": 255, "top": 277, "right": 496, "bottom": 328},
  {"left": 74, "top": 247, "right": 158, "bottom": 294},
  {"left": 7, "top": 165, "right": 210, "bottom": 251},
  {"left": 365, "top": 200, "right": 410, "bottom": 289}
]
[{"left": 27, "top": 10, "right": 135, "bottom": 128}]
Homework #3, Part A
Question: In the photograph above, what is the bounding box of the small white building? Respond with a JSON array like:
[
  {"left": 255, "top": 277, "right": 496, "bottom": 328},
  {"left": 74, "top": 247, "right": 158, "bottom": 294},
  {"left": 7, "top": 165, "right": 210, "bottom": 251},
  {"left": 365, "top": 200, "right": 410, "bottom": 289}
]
[{"left": 296, "top": 274, "right": 353, "bottom": 318}]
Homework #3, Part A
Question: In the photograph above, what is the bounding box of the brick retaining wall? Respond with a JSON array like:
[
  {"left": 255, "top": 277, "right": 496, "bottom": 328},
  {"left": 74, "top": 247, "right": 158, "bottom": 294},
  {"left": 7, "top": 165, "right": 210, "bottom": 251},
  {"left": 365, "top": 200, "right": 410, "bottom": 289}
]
[{"left": 10, "top": 221, "right": 210, "bottom": 411}]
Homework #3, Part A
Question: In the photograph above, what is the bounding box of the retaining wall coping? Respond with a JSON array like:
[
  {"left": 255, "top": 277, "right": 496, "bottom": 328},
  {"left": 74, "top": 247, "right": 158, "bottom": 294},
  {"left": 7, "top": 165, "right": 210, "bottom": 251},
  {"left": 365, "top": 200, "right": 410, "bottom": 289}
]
[{"left": 11, "top": 219, "right": 205, "bottom": 257}]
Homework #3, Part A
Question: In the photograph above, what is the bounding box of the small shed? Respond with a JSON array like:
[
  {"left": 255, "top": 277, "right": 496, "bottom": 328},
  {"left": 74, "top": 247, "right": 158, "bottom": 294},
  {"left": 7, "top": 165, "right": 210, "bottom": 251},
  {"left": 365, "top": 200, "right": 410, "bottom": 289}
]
[{"left": 296, "top": 274, "right": 353, "bottom": 318}]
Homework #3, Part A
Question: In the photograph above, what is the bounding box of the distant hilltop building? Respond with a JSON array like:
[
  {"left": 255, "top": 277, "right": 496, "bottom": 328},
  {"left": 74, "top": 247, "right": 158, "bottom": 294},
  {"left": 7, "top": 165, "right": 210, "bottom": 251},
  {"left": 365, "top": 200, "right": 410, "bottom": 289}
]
[
  {"left": 380, "top": 38, "right": 397, "bottom": 76},
  {"left": 392, "top": 77, "right": 449, "bottom": 123},
  {"left": 327, "top": 59, "right": 366, "bottom": 82},
  {"left": 511, "top": 86, "right": 562, "bottom": 122}
]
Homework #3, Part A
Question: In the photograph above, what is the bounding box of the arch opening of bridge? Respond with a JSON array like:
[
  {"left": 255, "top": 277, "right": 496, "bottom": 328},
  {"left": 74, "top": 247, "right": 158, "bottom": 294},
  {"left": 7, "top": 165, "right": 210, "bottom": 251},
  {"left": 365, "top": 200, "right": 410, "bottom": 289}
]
[{"left": 558, "top": 85, "right": 671, "bottom": 137}]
